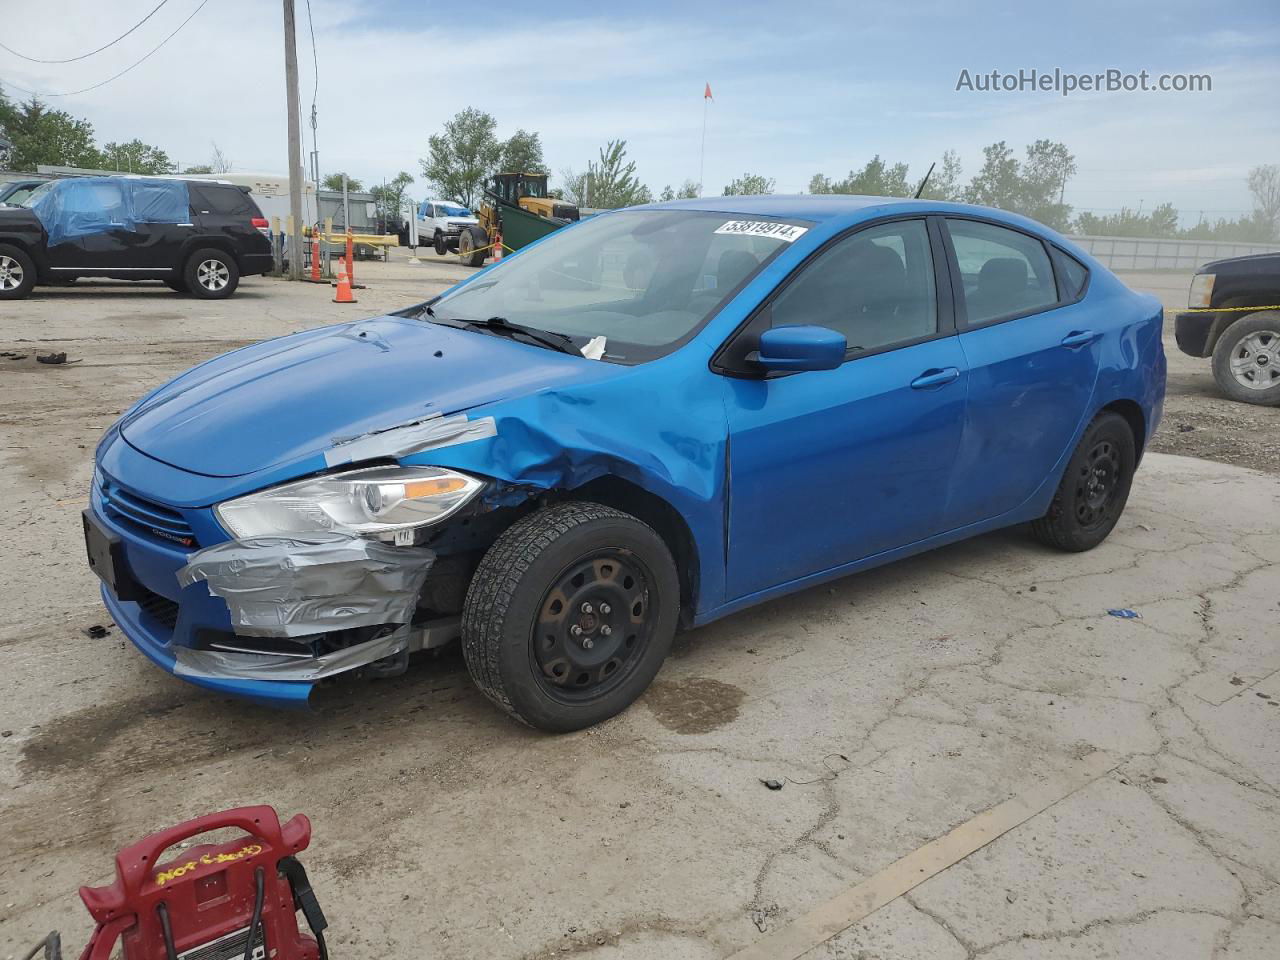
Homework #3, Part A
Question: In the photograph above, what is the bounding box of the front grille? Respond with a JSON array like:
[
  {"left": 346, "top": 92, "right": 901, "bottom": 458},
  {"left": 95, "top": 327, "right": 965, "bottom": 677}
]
[
  {"left": 136, "top": 589, "right": 180, "bottom": 630},
  {"left": 100, "top": 476, "right": 198, "bottom": 547}
]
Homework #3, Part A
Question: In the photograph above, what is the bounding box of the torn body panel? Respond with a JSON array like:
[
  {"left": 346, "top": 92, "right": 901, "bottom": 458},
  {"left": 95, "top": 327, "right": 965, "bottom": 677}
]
[{"left": 176, "top": 534, "right": 435, "bottom": 637}]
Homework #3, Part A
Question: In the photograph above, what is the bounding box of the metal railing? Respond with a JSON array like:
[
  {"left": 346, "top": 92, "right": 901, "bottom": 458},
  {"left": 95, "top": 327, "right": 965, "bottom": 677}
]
[{"left": 1067, "top": 234, "right": 1280, "bottom": 271}]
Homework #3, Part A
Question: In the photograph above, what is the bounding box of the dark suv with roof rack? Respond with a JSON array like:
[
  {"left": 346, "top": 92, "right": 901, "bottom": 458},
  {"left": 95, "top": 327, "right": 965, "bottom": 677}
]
[{"left": 0, "top": 175, "right": 273, "bottom": 300}]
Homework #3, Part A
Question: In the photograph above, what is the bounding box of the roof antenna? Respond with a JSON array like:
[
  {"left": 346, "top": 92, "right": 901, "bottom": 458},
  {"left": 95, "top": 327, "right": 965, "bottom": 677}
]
[{"left": 913, "top": 162, "right": 936, "bottom": 199}]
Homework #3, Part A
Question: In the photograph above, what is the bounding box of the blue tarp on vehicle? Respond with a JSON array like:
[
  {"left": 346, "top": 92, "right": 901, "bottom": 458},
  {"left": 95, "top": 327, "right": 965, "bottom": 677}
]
[{"left": 30, "top": 177, "right": 190, "bottom": 247}]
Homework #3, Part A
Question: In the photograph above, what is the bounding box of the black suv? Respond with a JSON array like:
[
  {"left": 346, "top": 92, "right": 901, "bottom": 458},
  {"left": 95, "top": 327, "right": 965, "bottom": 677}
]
[
  {"left": 0, "top": 176, "right": 273, "bottom": 300},
  {"left": 1175, "top": 252, "right": 1280, "bottom": 406}
]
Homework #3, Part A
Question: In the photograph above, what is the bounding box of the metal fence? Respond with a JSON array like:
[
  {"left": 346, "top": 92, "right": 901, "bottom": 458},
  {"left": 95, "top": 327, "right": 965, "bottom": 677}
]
[{"left": 1066, "top": 234, "right": 1280, "bottom": 272}]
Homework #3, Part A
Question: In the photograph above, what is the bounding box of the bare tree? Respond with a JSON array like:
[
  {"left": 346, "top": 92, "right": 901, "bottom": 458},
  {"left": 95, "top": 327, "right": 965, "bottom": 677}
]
[
  {"left": 210, "top": 141, "right": 233, "bottom": 173},
  {"left": 1248, "top": 164, "right": 1280, "bottom": 239}
]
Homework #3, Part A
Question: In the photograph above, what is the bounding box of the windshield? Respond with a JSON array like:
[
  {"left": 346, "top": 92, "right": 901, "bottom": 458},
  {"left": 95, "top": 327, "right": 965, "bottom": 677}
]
[
  {"left": 4, "top": 185, "right": 39, "bottom": 206},
  {"left": 438, "top": 203, "right": 471, "bottom": 217},
  {"left": 20, "top": 181, "right": 56, "bottom": 208},
  {"left": 430, "top": 210, "right": 804, "bottom": 362}
]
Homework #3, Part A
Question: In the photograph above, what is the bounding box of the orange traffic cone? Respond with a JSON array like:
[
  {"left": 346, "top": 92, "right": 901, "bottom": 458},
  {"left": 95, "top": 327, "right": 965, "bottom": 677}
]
[
  {"left": 333, "top": 260, "right": 356, "bottom": 303},
  {"left": 492, "top": 232, "right": 503, "bottom": 262}
]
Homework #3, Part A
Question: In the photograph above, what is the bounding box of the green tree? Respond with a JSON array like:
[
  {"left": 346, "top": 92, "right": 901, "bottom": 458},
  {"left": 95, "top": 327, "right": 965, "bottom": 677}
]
[
  {"left": 676, "top": 179, "right": 700, "bottom": 199},
  {"left": 498, "top": 128, "right": 547, "bottom": 175},
  {"left": 917, "top": 150, "right": 963, "bottom": 201},
  {"left": 183, "top": 164, "right": 214, "bottom": 174},
  {"left": 563, "top": 140, "right": 652, "bottom": 209},
  {"left": 322, "top": 172, "right": 364, "bottom": 192},
  {"left": 370, "top": 171, "right": 414, "bottom": 228},
  {"left": 964, "top": 140, "right": 1021, "bottom": 210},
  {"left": 809, "top": 156, "right": 911, "bottom": 197},
  {"left": 102, "top": 139, "right": 173, "bottom": 175},
  {"left": 420, "top": 107, "right": 502, "bottom": 208},
  {"left": 723, "top": 173, "right": 775, "bottom": 196},
  {"left": 1017, "top": 139, "right": 1076, "bottom": 231},
  {"left": 659, "top": 184, "right": 675, "bottom": 201},
  {"left": 0, "top": 95, "right": 103, "bottom": 171}
]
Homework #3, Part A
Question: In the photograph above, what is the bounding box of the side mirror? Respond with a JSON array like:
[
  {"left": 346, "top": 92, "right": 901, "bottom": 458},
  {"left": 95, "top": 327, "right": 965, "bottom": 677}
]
[{"left": 756, "top": 325, "right": 847, "bottom": 373}]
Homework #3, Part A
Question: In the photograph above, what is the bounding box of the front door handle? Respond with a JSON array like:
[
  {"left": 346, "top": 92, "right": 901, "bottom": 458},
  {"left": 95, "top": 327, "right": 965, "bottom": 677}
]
[
  {"left": 910, "top": 367, "right": 961, "bottom": 390},
  {"left": 1061, "top": 329, "right": 1098, "bottom": 348}
]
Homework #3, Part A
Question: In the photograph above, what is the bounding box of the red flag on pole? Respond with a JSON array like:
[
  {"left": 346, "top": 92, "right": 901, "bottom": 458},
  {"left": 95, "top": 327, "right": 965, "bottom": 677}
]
[{"left": 704, "top": 82, "right": 713, "bottom": 101}]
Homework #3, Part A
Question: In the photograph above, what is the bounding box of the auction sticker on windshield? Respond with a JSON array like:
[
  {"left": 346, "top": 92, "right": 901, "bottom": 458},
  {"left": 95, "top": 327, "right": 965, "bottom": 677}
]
[{"left": 713, "top": 220, "right": 808, "bottom": 242}]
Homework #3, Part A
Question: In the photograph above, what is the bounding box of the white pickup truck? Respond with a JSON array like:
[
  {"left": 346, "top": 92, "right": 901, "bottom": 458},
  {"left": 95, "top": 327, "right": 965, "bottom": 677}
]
[{"left": 415, "top": 199, "right": 479, "bottom": 255}]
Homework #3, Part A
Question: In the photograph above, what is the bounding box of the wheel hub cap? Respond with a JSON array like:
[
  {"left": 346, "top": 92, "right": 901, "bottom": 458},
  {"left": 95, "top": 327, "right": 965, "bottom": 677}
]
[
  {"left": 197, "top": 259, "right": 229, "bottom": 290},
  {"left": 0, "top": 255, "right": 21, "bottom": 290},
  {"left": 1229, "top": 330, "right": 1280, "bottom": 390}
]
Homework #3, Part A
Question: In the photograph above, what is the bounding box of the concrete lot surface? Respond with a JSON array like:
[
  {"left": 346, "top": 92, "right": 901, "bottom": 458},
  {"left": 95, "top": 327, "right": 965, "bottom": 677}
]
[{"left": 1, "top": 259, "right": 1278, "bottom": 959}]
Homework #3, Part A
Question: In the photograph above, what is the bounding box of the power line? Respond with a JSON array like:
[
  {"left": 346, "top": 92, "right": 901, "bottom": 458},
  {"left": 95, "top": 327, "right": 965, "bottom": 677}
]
[
  {"left": 0, "top": 0, "right": 210, "bottom": 98},
  {"left": 0, "top": 0, "right": 172, "bottom": 64}
]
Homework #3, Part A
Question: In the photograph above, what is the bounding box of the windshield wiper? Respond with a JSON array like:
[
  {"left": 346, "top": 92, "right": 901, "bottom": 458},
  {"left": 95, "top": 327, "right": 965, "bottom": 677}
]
[{"left": 454, "top": 315, "right": 580, "bottom": 356}]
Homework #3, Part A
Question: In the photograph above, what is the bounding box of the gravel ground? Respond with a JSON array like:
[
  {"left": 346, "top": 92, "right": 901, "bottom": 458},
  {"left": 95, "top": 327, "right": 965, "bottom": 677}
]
[{"left": 1123, "top": 271, "right": 1280, "bottom": 474}]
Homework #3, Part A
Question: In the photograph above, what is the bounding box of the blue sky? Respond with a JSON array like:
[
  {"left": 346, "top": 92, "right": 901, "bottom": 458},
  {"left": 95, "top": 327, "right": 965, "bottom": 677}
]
[{"left": 4, "top": 0, "right": 1279, "bottom": 222}]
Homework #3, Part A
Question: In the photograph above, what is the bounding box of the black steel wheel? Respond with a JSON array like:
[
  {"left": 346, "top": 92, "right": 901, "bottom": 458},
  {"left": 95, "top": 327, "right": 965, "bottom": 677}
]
[
  {"left": 532, "top": 550, "right": 656, "bottom": 702},
  {"left": 462, "top": 502, "right": 679, "bottom": 731},
  {"left": 1031, "top": 411, "right": 1136, "bottom": 551}
]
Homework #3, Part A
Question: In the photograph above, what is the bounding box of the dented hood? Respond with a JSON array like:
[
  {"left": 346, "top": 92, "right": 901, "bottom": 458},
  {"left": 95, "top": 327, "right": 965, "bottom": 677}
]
[{"left": 121, "top": 315, "right": 612, "bottom": 478}]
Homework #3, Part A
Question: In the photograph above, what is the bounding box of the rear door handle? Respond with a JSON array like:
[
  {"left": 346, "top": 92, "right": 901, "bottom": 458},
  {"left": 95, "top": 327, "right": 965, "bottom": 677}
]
[
  {"left": 1061, "top": 329, "right": 1098, "bottom": 348},
  {"left": 910, "top": 367, "right": 961, "bottom": 390}
]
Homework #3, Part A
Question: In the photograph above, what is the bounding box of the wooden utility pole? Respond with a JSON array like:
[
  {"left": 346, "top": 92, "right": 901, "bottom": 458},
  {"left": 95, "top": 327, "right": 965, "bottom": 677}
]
[{"left": 283, "top": 0, "right": 305, "bottom": 280}]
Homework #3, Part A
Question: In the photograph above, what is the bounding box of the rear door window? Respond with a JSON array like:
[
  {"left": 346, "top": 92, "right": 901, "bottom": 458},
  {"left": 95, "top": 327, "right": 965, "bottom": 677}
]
[{"left": 945, "top": 219, "right": 1058, "bottom": 326}]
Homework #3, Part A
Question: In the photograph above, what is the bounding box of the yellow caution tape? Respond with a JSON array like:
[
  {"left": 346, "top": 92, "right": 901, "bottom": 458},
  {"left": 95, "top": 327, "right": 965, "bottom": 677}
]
[{"left": 1174, "top": 305, "right": 1280, "bottom": 313}]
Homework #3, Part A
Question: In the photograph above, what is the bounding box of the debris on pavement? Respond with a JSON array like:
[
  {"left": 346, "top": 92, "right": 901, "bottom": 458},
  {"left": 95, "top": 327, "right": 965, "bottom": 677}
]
[
  {"left": 760, "top": 778, "right": 784, "bottom": 791},
  {"left": 1107, "top": 608, "right": 1142, "bottom": 619},
  {"left": 36, "top": 351, "right": 80, "bottom": 365},
  {"left": 81, "top": 624, "right": 111, "bottom": 638},
  {"left": 0, "top": 351, "right": 27, "bottom": 359}
]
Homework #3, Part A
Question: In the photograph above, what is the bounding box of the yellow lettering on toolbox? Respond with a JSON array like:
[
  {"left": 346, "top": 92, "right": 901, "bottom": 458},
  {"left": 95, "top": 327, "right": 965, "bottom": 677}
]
[{"left": 154, "top": 843, "right": 262, "bottom": 886}]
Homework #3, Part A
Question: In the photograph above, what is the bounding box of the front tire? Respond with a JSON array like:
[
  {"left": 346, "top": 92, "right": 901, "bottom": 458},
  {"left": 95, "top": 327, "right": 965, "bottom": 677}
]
[
  {"left": 0, "top": 244, "right": 37, "bottom": 300},
  {"left": 1211, "top": 311, "right": 1280, "bottom": 406},
  {"left": 1031, "top": 411, "right": 1136, "bottom": 552},
  {"left": 433, "top": 231, "right": 447, "bottom": 256},
  {"left": 184, "top": 248, "right": 239, "bottom": 299},
  {"left": 461, "top": 502, "right": 680, "bottom": 731}
]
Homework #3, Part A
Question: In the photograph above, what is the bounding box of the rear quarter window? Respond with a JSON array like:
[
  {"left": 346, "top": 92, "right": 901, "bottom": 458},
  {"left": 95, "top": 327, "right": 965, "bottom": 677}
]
[
  {"left": 189, "top": 183, "right": 257, "bottom": 218},
  {"left": 1056, "top": 251, "right": 1089, "bottom": 300}
]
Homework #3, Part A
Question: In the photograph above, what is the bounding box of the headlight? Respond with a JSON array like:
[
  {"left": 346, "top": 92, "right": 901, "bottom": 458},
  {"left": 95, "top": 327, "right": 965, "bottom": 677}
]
[
  {"left": 215, "top": 466, "right": 485, "bottom": 539},
  {"left": 1189, "top": 273, "right": 1215, "bottom": 308}
]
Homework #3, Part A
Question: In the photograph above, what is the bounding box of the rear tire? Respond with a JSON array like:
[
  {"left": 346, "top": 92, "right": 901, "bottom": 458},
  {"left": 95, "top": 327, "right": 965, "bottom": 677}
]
[
  {"left": 458, "top": 225, "right": 488, "bottom": 268},
  {"left": 184, "top": 248, "right": 239, "bottom": 299},
  {"left": 1031, "top": 412, "right": 1135, "bottom": 552},
  {"left": 461, "top": 502, "right": 680, "bottom": 732},
  {"left": 0, "top": 244, "right": 37, "bottom": 300},
  {"left": 1211, "top": 311, "right": 1280, "bottom": 406}
]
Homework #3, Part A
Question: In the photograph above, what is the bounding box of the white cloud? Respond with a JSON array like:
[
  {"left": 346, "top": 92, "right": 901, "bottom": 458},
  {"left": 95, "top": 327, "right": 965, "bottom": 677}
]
[{"left": 2, "top": 0, "right": 1275, "bottom": 220}]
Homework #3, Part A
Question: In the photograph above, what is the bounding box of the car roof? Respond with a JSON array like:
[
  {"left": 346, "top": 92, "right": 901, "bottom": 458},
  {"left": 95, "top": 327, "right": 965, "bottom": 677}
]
[{"left": 643, "top": 193, "right": 1061, "bottom": 237}]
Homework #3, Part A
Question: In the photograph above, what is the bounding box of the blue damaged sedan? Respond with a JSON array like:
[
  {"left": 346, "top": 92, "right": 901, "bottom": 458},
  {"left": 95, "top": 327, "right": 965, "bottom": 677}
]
[{"left": 85, "top": 195, "right": 1165, "bottom": 730}]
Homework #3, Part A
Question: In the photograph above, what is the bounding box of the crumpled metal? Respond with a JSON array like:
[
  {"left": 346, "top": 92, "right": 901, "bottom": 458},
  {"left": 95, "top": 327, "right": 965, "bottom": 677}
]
[
  {"left": 324, "top": 412, "right": 497, "bottom": 467},
  {"left": 176, "top": 533, "right": 434, "bottom": 637},
  {"left": 172, "top": 625, "right": 411, "bottom": 682}
]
